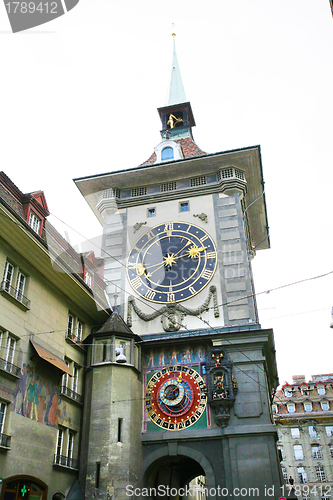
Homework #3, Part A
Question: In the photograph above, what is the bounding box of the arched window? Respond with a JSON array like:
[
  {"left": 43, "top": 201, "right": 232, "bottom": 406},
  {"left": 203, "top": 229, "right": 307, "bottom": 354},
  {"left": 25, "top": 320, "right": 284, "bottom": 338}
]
[{"left": 161, "top": 147, "right": 174, "bottom": 161}]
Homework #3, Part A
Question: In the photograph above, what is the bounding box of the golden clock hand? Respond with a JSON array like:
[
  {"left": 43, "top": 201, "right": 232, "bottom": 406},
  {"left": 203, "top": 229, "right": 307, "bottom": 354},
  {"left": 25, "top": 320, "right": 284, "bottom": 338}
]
[
  {"left": 142, "top": 243, "right": 207, "bottom": 277},
  {"left": 172, "top": 240, "right": 192, "bottom": 258},
  {"left": 127, "top": 263, "right": 146, "bottom": 276},
  {"left": 162, "top": 245, "right": 208, "bottom": 262}
]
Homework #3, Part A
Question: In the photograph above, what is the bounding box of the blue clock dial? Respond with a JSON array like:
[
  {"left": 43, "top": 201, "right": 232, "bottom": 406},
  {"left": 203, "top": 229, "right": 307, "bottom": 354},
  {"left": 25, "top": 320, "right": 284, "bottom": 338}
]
[{"left": 127, "top": 222, "right": 217, "bottom": 303}]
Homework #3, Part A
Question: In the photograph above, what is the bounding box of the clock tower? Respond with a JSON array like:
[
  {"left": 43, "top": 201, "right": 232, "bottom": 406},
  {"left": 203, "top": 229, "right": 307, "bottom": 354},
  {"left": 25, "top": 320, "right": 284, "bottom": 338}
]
[{"left": 75, "top": 36, "right": 283, "bottom": 500}]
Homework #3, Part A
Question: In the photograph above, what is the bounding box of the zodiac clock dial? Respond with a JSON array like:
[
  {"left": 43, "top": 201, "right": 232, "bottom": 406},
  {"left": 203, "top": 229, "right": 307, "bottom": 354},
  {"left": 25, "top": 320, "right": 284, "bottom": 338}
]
[
  {"left": 145, "top": 365, "right": 207, "bottom": 431},
  {"left": 127, "top": 222, "right": 217, "bottom": 303}
]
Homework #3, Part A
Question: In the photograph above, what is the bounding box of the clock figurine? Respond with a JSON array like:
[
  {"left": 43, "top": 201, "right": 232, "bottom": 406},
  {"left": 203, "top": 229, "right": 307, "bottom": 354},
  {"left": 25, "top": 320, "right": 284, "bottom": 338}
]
[{"left": 127, "top": 222, "right": 217, "bottom": 304}]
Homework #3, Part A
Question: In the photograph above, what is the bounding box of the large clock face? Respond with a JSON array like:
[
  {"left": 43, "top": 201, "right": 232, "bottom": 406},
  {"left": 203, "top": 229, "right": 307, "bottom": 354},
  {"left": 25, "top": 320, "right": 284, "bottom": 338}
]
[
  {"left": 145, "top": 365, "right": 207, "bottom": 431},
  {"left": 127, "top": 222, "right": 217, "bottom": 303}
]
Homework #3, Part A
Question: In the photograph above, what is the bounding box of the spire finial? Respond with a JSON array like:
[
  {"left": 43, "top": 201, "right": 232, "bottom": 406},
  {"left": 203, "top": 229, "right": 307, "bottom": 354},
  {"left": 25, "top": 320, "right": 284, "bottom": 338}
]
[{"left": 167, "top": 31, "right": 186, "bottom": 106}]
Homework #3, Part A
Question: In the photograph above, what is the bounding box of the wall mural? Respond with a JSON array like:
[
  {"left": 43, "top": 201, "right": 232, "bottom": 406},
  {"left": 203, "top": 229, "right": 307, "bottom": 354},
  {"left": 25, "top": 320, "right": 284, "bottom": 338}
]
[
  {"left": 13, "top": 363, "right": 71, "bottom": 428},
  {"left": 143, "top": 345, "right": 206, "bottom": 370}
]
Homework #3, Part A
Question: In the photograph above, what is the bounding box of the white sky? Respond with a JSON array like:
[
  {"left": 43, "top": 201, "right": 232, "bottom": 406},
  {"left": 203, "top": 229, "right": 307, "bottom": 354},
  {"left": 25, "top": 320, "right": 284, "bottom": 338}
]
[{"left": 1, "top": 0, "right": 332, "bottom": 385}]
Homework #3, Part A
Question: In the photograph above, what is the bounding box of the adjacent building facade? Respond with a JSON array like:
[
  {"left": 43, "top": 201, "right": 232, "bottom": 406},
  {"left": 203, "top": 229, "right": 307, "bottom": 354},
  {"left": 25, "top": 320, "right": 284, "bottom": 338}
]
[
  {"left": 0, "top": 172, "right": 110, "bottom": 499},
  {"left": 274, "top": 374, "right": 333, "bottom": 499}
]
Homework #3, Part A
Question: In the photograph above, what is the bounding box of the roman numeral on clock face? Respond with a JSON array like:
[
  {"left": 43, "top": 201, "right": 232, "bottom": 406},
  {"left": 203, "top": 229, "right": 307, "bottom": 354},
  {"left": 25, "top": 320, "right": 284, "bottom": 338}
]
[
  {"left": 206, "top": 251, "right": 217, "bottom": 259},
  {"left": 145, "top": 290, "right": 156, "bottom": 300},
  {"left": 201, "top": 269, "right": 213, "bottom": 280},
  {"left": 131, "top": 276, "right": 142, "bottom": 289},
  {"left": 164, "top": 222, "right": 174, "bottom": 237}
]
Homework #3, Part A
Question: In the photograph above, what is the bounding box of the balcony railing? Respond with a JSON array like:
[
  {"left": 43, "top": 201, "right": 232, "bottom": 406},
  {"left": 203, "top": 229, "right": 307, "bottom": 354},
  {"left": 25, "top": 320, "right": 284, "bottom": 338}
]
[
  {"left": 65, "top": 333, "right": 82, "bottom": 347},
  {"left": 60, "top": 385, "right": 83, "bottom": 404},
  {"left": 53, "top": 454, "right": 78, "bottom": 470},
  {"left": 0, "top": 433, "right": 11, "bottom": 448},
  {"left": 0, "top": 280, "right": 30, "bottom": 308},
  {"left": 0, "top": 357, "right": 21, "bottom": 377}
]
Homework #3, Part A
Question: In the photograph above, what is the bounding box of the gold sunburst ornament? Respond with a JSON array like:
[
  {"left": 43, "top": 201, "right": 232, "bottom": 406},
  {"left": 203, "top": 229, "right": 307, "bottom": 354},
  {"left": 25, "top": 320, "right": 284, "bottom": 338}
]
[
  {"left": 163, "top": 253, "right": 177, "bottom": 268},
  {"left": 187, "top": 245, "right": 207, "bottom": 259}
]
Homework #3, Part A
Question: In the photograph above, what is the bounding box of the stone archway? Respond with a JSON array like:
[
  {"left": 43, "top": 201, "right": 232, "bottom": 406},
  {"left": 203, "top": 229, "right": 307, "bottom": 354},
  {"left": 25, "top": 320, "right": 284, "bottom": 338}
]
[{"left": 143, "top": 444, "right": 216, "bottom": 500}]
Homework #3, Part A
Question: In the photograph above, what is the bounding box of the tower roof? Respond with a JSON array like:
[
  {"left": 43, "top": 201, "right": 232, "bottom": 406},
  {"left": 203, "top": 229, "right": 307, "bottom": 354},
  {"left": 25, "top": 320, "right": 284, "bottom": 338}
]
[
  {"left": 96, "top": 311, "right": 136, "bottom": 336},
  {"left": 167, "top": 34, "right": 186, "bottom": 106}
]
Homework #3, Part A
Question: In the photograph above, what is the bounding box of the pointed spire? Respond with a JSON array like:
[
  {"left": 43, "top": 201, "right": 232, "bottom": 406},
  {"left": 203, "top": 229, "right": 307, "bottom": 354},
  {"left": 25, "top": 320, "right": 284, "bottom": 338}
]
[{"left": 167, "top": 33, "right": 186, "bottom": 106}]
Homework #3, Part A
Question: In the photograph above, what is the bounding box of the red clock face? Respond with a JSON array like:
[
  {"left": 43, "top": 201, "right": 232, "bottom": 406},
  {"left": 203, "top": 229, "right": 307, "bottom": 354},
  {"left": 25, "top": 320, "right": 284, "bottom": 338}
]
[{"left": 145, "top": 365, "right": 207, "bottom": 431}]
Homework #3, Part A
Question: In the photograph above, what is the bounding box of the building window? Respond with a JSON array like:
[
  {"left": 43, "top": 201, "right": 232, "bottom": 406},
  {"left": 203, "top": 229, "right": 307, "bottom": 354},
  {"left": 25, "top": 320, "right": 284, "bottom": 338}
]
[
  {"left": 297, "top": 467, "right": 308, "bottom": 484},
  {"left": 2, "top": 262, "right": 14, "bottom": 292},
  {"left": 62, "top": 360, "right": 70, "bottom": 389},
  {"left": 321, "top": 401, "right": 329, "bottom": 411},
  {"left": 147, "top": 207, "right": 156, "bottom": 217},
  {"left": 55, "top": 428, "right": 63, "bottom": 462},
  {"left": 312, "top": 445, "right": 322, "bottom": 459},
  {"left": 281, "top": 467, "right": 288, "bottom": 483},
  {"left": 72, "top": 366, "right": 78, "bottom": 394},
  {"left": 315, "top": 464, "right": 326, "bottom": 482},
  {"left": 61, "top": 360, "right": 82, "bottom": 403},
  {"left": 161, "top": 147, "right": 174, "bottom": 161},
  {"left": 294, "top": 445, "right": 304, "bottom": 460},
  {"left": 277, "top": 445, "right": 285, "bottom": 461},
  {"left": 179, "top": 201, "right": 189, "bottom": 212},
  {"left": 301, "top": 388, "right": 310, "bottom": 396},
  {"left": 0, "top": 401, "right": 7, "bottom": 435},
  {"left": 325, "top": 426, "right": 333, "bottom": 437},
  {"left": 76, "top": 322, "right": 82, "bottom": 343},
  {"left": 285, "top": 389, "right": 292, "bottom": 397},
  {"left": 291, "top": 428, "right": 300, "bottom": 439},
  {"left": 287, "top": 403, "right": 296, "bottom": 413},
  {"left": 309, "top": 425, "right": 317, "bottom": 438},
  {"left": 67, "top": 431, "right": 74, "bottom": 467},
  {"left": 304, "top": 402, "right": 312, "bottom": 412},
  {"left": 67, "top": 314, "right": 74, "bottom": 338},
  {"left": 317, "top": 386, "right": 326, "bottom": 396},
  {"left": 1, "top": 261, "right": 29, "bottom": 307},
  {"left": 4, "top": 336, "right": 16, "bottom": 369},
  {"left": 84, "top": 271, "right": 92, "bottom": 288},
  {"left": 28, "top": 211, "right": 41, "bottom": 234},
  {"left": 15, "top": 272, "right": 26, "bottom": 302},
  {"left": 329, "top": 445, "right": 333, "bottom": 458},
  {"left": 66, "top": 314, "right": 84, "bottom": 344},
  {"left": 272, "top": 405, "right": 278, "bottom": 414}
]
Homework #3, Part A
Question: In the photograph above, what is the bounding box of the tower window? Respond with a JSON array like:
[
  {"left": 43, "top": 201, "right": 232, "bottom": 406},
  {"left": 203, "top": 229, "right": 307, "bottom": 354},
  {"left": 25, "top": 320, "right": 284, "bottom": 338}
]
[
  {"left": 161, "top": 182, "right": 177, "bottom": 192},
  {"left": 179, "top": 201, "right": 189, "bottom": 213},
  {"left": 147, "top": 208, "right": 156, "bottom": 218},
  {"left": 118, "top": 418, "right": 123, "bottom": 442},
  {"left": 96, "top": 462, "right": 101, "bottom": 488},
  {"left": 161, "top": 147, "right": 174, "bottom": 161},
  {"left": 190, "top": 176, "right": 206, "bottom": 187}
]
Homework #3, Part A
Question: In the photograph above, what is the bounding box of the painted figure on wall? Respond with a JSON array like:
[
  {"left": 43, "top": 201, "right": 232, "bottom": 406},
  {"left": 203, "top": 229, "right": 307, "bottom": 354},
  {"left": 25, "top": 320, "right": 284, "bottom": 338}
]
[
  {"left": 14, "top": 364, "right": 71, "bottom": 428},
  {"left": 143, "top": 345, "right": 206, "bottom": 368}
]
